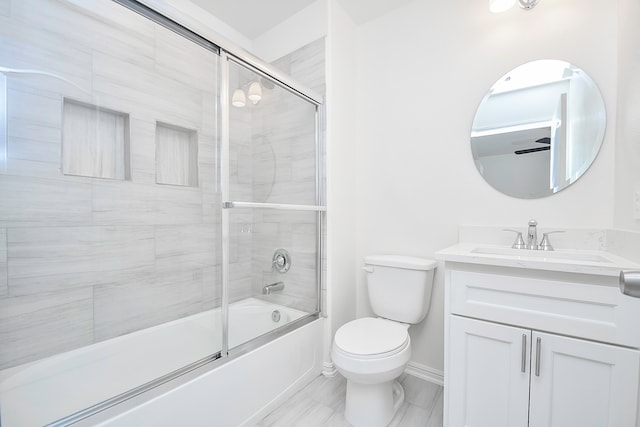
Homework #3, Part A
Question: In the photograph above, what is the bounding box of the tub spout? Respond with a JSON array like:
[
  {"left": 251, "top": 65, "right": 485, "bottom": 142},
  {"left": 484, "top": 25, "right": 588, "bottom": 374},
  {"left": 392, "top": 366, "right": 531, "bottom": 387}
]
[{"left": 263, "top": 281, "right": 284, "bottom": 295}]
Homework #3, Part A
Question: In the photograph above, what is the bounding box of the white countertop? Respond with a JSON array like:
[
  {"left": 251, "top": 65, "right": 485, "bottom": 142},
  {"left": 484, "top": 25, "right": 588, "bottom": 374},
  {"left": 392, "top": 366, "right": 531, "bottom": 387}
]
[{"left": 436, "top": 243, "right": 640, "bottom": 277}]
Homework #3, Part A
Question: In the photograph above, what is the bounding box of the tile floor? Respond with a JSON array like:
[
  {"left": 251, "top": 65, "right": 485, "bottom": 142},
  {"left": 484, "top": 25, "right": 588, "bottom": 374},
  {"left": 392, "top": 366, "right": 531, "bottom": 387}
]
[{"left": 254, "top": 373, "right": 443, "bottom": 427}]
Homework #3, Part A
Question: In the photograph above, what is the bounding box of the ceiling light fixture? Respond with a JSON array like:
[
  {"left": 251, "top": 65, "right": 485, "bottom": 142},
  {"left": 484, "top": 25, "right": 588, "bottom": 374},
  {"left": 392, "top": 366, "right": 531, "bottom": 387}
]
[
  {"left": 231, "top": 89, "right": 246, "bottom": 108},
  {"left": 247, "top": 81, "right": 262, "bottom": 104},
  {"left": 490, "top": 0, "right": 539, "bottom": 13}
]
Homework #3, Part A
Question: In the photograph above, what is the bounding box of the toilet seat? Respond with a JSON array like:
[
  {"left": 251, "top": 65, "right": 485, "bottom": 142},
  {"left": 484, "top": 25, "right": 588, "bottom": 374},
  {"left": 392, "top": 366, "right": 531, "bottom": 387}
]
[{"left": 334, "top": 317, "right": 409, "bottom": 359}]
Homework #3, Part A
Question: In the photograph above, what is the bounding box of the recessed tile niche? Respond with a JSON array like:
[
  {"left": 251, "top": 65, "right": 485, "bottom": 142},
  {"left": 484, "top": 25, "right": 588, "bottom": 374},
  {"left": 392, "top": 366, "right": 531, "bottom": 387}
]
[
  {"left": 62, "top": 99, "right": 131, "bottom": 180},
  {"left": 155, "top": 122, "right": 198, "bottom": 187}
]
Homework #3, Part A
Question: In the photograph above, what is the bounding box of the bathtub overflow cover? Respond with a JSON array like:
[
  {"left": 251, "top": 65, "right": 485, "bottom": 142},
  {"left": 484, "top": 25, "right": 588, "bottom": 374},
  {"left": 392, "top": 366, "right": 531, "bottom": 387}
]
[
  {"left": 272, "top": 249, "right": 291, "bottom": 273},
  {"left": 271, "top": 310, "right": 281, "bottom": 323}
]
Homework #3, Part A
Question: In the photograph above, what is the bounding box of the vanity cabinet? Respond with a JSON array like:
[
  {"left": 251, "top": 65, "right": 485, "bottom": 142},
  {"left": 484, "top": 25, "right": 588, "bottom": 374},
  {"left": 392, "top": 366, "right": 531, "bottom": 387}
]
[
  {"left": 440, "top": 261, "right": 640, "bottom": 427},
  {"left": 449, "top": 315, "right": 640, "bottom": 427}
]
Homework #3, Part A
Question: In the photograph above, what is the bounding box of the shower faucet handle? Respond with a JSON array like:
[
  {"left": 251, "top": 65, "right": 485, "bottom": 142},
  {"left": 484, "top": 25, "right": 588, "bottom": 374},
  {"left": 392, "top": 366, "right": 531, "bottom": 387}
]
[
  {"left": 272, "top": 249, "right": 291, "bottom": 273},
  {"left": 503, "top": 229, "right": 526, "bottom": 249}
]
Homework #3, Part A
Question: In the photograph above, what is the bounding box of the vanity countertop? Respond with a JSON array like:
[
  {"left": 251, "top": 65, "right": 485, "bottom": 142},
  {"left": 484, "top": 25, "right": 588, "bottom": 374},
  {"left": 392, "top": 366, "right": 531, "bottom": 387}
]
[{"left": 436, "top": 243, "right": 640, "bottom": 277}]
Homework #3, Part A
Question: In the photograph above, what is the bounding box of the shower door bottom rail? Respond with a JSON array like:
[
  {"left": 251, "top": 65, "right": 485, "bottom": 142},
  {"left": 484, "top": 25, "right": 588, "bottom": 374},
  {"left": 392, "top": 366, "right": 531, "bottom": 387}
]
[{"left": 47, "top": 352, "right": 222, "bottom": 427}]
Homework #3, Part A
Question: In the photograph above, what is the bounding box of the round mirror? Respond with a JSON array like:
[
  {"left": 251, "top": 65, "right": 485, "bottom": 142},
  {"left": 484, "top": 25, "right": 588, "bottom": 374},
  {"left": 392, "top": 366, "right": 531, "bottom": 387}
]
[{"left": 470, "top": 60, "right": 606, "bottom": 199}]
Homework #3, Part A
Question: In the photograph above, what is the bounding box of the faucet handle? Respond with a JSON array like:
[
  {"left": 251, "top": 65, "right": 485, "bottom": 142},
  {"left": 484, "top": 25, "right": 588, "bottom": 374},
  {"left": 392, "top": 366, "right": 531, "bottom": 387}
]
[
  {"left": 503, "top": 229, "right": 526, "bottom": 249},
  {"left": 538, "top": 231, "right": 565, "bottom": 251}
]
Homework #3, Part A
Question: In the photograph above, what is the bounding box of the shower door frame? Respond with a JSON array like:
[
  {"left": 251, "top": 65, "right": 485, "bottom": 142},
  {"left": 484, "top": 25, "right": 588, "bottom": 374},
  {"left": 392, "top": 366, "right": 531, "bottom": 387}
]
[{"left": 219, "top": 51, "right": 326, "bottom": 358}]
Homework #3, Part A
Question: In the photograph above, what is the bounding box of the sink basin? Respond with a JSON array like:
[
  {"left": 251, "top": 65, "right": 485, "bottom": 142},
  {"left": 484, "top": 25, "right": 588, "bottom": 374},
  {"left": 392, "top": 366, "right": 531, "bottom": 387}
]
[
  {"left": 470, "top": 246, "right": 614, "bottom": 263},
  {"left": 437, "top": 243, "right": 640, "bottom": 277}
]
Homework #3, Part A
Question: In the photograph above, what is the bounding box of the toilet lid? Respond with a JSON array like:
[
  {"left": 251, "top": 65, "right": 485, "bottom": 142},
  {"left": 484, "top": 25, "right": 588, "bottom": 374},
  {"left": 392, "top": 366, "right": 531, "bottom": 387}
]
[{"left": 334, "top": 318, "right": 409, "bottom": 356}]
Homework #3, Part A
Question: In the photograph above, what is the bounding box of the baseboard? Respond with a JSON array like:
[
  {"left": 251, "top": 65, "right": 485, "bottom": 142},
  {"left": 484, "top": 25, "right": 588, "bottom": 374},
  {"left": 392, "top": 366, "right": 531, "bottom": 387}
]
[
  {"left": 322, "top": 360, "right": 337, "bottom": 377},
  {"left": 404, "top": 362, "right": 444, "bottom": 386}
]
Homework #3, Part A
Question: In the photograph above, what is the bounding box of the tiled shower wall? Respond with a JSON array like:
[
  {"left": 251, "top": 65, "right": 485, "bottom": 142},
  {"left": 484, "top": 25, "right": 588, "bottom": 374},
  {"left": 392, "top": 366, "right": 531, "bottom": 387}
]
[
  {"left": 250, "top": 39, "right": 326, "bottom": 313},
  {"left": 0, "top": 0, "right": 221, "bottom": 370}
]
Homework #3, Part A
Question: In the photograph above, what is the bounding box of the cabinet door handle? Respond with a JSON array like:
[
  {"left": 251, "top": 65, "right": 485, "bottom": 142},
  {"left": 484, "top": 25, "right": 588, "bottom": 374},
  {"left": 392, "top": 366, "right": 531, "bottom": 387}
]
[
  {"left": 535, "top": 337, "right": 541, "bottom": 377},
  {"left": 521, "top": 334, "right": 527, "bottom": 373}
]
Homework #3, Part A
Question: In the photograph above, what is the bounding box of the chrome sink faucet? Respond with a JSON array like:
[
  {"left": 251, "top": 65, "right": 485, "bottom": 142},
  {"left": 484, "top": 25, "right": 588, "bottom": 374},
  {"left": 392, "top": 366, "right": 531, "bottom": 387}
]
[
  {"left": 526, "top": 219, "right": 538, "bottom": 250},
  {"left": 504, "top": 220, "right": 564, "bottom": 251}
]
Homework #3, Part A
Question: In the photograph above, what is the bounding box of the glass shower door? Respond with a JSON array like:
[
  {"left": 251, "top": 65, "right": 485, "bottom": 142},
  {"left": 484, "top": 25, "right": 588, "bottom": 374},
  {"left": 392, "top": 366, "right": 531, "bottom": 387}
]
[
  {"left": 0, "top": 1, "right": 222, "bottom": 425},
  {"left": 223, "top": 56, "right": 323, "bottom": 351}
]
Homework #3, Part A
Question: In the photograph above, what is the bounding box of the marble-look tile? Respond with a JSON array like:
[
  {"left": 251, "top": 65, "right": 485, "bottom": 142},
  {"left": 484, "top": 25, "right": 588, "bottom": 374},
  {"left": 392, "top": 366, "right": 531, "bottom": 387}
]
[
  {"left": 202, "top": 188, "right": 221, "bottom": 225},
  {"left": 154, "top": 184, "right": 203, "bottom": 225},
  {"left": 8, "top": 108, "right": 60, "bottom": 154},
  {"left": 0, "top": 288, "right": 93, "bottom": 369},
  {"left": 305, "top": 374, "right": 348, "bottom": 411},
  {"left": 425, "top": 390, "right": 444, "bottom": 427},
  {"left": 7, "top": 87, "right": 62, "bottom": 129},
  {"left": 272, "top": 37, "right": 326, "bottom": 95},
  {"left": 202, "top": 265, "right": 222, "bottom": 310},
  {"left": 0, "top": 20, "right": 93, "bottom": 95},
  {"left": 201, "top": 91, "right": 218, "bottom": 137},
  {"left": 258, "top": 385, "right": 345, "bottom": 427},
  {"left": 255, "top": 374, "right": 443, "bottom": 427},
  {"left": 0, "top": 229, "right": 6, "bottom": 296},
  {"left": 6, "top": 158, "right": 64, "bottom": 179},
  {"left": 93, "top": 267, "right": 204, "bottom": 341},
  {"left": 10, "top": 0, "right": 155, "bottom": 70},
  {"left": 229, "top": 221, "right": 254, "bottom": 264},
  {"left": 7, "top": 226, "right": 155, "bottom": 289},
  {"left": 129, "top": 118, "right": 156, "bottom": 184},
  {"left": 395, "top": 404, "right": 431, "bottom": 427},
  {"left": 8, "top": 135, "right": 59, "bottom": 164},
  {"left": 232, "top": 142, "right": 254, "bottom": 186},
  {"left": 0, "top": 175, "right": 93, "bottom": 227},
  {"left": 155, "top": 224, "right": 216, "bottom": 269},
  {"left": 0, "top": 0, "right": 10, "bottom": 17},
  {"left": 292, "top": 223, "right": 318, "bottom": 269},
  {"left": 93, "top": 180, "right": 204, "bottom": 225},
  {"left": 92, "top": 180, "right": 156, "bottom": 225},
  {"left": 92, "top": 51, "right": 203, "bottom": 132},
  {"left": 8, "top": 265, "right": 151, "bottom": 297},
  {"left": 399, "top": 373, "right": 443, "bottom": 410},
  {"left": 154, "top": 23, "right": 218, "bottom": 92}
]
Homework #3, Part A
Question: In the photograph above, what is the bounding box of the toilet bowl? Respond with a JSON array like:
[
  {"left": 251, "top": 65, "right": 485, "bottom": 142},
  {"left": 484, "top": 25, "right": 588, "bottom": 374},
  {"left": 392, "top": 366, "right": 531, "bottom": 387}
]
[
  {"left": 332, "top": 317, "right": 411, "bottom": 427},
  {"left": 331, "top": 255, "right": 437, "bottom": 427}
]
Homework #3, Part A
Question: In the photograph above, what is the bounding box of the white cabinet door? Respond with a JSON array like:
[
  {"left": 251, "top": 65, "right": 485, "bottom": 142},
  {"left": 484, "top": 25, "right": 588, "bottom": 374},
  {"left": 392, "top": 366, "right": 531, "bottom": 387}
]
[
  {"left": 448, "top": 316, "right": 531, "bottom": 427},
  {"left": 529, "top": 331, "right": 640, "bottom": 427}
]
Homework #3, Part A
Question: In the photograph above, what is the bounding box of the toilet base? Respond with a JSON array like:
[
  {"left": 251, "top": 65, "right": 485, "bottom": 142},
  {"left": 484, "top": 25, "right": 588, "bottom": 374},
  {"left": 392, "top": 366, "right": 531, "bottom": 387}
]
[{"left": 344, "top": 379, "right": 405, "bottom": 427}]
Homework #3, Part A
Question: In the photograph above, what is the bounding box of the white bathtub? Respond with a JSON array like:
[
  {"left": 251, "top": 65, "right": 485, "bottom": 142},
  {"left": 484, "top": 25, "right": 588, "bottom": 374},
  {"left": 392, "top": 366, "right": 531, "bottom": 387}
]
[{"left": 0, "top": 298, "right": 319, "bottom": 427}]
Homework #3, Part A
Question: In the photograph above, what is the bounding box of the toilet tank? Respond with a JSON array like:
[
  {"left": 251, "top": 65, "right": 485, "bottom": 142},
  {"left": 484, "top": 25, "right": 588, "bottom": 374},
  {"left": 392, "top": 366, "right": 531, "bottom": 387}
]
[{"left": 364, "top": 255, "right": 438, "bottom": 324}]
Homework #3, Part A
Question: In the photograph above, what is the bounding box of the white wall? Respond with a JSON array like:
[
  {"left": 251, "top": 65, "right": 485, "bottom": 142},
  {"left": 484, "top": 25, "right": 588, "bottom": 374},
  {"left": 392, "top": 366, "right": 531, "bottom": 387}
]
[
  {"left": 325, "top": 0, "right": 358, "bottom": 338},
  {"left": 355, "top": 0, "right": 618, "bottom": 373},
  {"left": 614, "top": 0, "right": 640, "bottom": 231},
  {"left": 252, "top": 0, "right": 328, "bottom": 63}
]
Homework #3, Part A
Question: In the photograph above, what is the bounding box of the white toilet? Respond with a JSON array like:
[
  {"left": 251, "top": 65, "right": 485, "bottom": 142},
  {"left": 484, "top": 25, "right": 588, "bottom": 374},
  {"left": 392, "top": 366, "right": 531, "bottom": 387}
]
[{"left": 331, "top": 255, "right": 437, "bottom": 427}]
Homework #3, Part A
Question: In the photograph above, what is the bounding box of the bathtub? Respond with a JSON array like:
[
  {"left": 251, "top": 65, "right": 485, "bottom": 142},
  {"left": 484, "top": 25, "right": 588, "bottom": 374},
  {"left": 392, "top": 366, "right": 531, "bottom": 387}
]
[{"left": 0, "top": 298, "right": 322, "bottom": 427}]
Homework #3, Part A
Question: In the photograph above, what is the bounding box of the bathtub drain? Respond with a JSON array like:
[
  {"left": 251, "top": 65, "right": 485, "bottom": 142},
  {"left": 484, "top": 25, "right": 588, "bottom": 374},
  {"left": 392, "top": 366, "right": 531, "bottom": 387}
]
[{"left": 271, "top": 310, "right": 281, "bottom": 323}]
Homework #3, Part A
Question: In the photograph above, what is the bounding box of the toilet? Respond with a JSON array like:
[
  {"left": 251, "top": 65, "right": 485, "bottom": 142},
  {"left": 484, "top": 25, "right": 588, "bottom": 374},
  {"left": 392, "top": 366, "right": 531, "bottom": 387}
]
[{"left": 331, "top": 255, "right": 437, "bottom": 427}]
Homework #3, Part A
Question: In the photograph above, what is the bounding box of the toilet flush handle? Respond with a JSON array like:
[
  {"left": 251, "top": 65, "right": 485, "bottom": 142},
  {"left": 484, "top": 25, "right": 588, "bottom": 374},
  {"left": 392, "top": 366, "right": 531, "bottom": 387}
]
[{"left": 362, "top": 266, "right": 374, "bottom": 273}]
